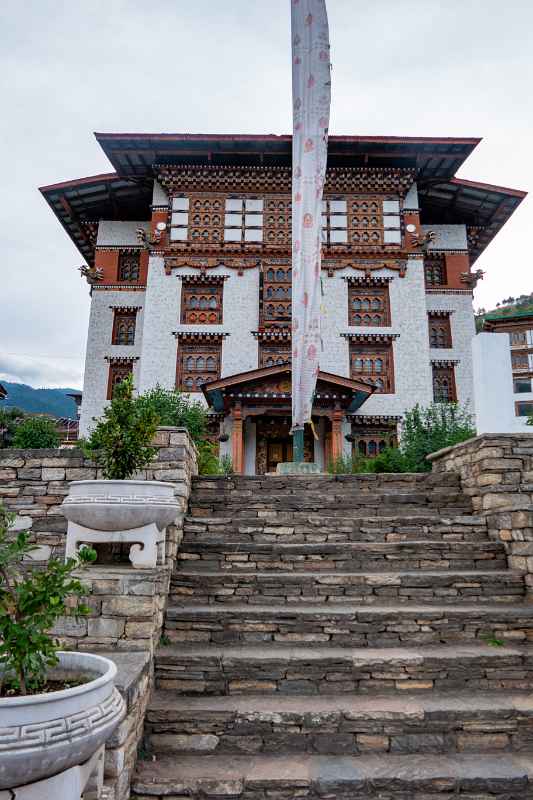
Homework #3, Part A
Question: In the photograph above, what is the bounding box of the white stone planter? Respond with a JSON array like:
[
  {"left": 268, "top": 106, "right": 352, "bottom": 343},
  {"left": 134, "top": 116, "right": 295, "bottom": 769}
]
[
  {"left": 61, "top": 480, "right": 181, "bottom": 568},
  {"left": 0, "top": 651, "right": 125, "bottom": 791}
]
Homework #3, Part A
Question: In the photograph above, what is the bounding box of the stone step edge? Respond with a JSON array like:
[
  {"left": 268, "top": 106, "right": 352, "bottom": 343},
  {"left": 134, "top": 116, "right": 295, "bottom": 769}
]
[
  {"left": 172, "top": 568, "right": 523, "bottom": 580},
  {"left": 164, "top": 601, "right": 533, "bottom": 619},
  {"left": 132, "top": 753, "right": 533, "bottom": 796},
  {"left": 146, "top": 688, "right": 533, "bottom": 717}
]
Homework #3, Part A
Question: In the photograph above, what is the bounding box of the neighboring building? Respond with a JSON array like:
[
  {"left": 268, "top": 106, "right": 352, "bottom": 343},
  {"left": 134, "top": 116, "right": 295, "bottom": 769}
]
[
  {"left": 41, "top": 134, "right": 525, "bottom": 473},
  {"left": 482, "top": 308, "right": 533, "bottom": 425}
]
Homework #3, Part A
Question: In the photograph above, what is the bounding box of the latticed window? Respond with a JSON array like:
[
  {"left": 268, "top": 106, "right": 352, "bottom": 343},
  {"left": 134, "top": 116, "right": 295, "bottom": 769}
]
[
  {"left": 181, "top": 283, "right": 223, "bottom": 324},
  {"left": 264, "top": 198, "right": 292, "bottom": 245},
  {"left": 349, "top": 285, "right": 390, "bottom": 327},
  {"left": 224, "top": 197, "right": 263, "bottom": 243},
  {"left": 424, "top": 256, "right": 447, "bottom": 287},
  {"left": 118, "top": 251, "right": 140, "bottom": 282},
  {"left": 176, "top": 343, "right": 221, "bottom": 392},
  {"left": 169, "top": 196, "right": 190, "bottom": 242},
  {"left": 112, "top": 312, "right": 136, "bottom": 345},
  {"left": 349, "top": 343, "right": 394, "bottom": 393},
  {"left": 259, "top": 343, "right": 291, "bottom": 368},
  {"left": 428, "top": 315, "right": 452, "bottom": 348},
  {"left": 107, "top": 363, "right": 133, "bottom": 400},
  {"left": 262, "top": 265, "right": 292, "bottom": 325},
  {"left": 322, "top": 198, "right": 348, "bottom": 244},
  {"left": 432, "top": 366, "right": 456, "bottom": 402},
  {"left": 346, "top": 197, "right": 402, "bottom": 246}
]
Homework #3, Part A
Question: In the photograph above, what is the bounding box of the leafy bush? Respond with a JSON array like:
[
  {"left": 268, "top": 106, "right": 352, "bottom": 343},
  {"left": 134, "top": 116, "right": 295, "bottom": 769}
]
[
  {"left": 83, "top": 375, "right": 159, "bottom": 480},
  {"left": 328, "top": 453, "right": 362, "bottom": 474},
  {"left": 0, "top": 504, "right": 96, "bottom": 695},
  {"left": 219, "top": 455, "right": 234, "bottom": 476},
  {"left": 364, "top": 446, "right": 410, "bottom": 473},
  {"left": 136, "top": 385, "right": 207, "bottom": 444},
  {"left": 197, "top": 440, "right": 221, "bottom": 475},
  {"left": 12, "top": 416, "right": 60, "bottom": 449},
  {"left": 0, "top": 408, "right": 26, "bottom": 448},
  {"left": 400, "top": 403, "right": 475, "bottom": 472}
]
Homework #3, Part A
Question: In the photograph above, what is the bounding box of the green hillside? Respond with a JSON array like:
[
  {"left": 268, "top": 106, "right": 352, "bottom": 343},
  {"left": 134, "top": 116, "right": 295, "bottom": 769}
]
[{"left": 0, "top": 382, "right": 78, "bottom": 418}]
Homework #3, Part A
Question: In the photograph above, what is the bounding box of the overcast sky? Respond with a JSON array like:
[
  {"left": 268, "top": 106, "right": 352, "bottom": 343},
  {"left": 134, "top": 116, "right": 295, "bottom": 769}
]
[{"left": 1, "top": 0, "right": 531, "bottom": 389}]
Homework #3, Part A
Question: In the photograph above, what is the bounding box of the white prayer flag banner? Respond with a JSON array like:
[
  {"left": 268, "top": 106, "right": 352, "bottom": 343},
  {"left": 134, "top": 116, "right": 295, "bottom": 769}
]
[{"left": 291, "top": 0, "right": 331, "bottom": 429}]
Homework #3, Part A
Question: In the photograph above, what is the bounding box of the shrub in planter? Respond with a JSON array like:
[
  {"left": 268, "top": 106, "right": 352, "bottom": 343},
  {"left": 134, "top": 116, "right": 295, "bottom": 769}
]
[
  {"left": 0, "top": 505, "right": 124, "bottom": 790},
  {"left": 64, "top": 375, "right": 180, "bottom": 568}
]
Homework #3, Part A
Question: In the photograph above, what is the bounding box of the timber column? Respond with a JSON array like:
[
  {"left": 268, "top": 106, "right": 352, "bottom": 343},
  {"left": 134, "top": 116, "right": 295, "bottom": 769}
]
[
  {"left": 231, "top": 403, "right": 244, "bottom": 475},
  {"left": 331, "top": 404, "right": 344, "bottom": 463}
]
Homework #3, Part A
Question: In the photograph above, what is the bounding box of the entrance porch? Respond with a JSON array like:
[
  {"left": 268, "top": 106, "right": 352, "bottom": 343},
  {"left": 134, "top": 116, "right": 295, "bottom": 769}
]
[{"left": 201, "top": 365, "right": 375, "bottom": 474}]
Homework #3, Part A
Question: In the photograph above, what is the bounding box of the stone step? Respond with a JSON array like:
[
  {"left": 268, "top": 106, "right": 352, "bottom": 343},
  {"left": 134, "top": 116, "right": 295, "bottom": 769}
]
[
  {"left": 155, "top": 643, "right": 533, "bottom": 695},
  {"left": 183, "top": 514, "right": 489, "bottom": 544},
  {"left": 143, "top": 690, "right": 533, "bottom": 756},
  {"left": 170, "top": 569, "right": 526, "bottom": 606},
  {"left": 163, "top": 602, "right": 533, "bottom": 647},
  {"left": 191, "top": 473, "right": 462, "bottom": 490},
  {"left": 177, "top": 540, "right": 507, "bottom": 572},
  {"left": 132, "top": 752, "right": 533, "bottom": 799}
]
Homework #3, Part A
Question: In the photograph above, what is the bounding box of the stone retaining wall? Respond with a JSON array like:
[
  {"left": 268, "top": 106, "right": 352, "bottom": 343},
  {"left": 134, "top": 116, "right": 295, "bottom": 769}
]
[{"left": 429, "top": 433, "right": 533, "bottom": 591}]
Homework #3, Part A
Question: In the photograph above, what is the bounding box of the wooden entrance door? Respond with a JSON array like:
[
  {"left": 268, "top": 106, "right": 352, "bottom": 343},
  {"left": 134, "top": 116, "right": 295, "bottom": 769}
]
[{"left": 267, "top": 439, "right": 293, "bottom": 473}]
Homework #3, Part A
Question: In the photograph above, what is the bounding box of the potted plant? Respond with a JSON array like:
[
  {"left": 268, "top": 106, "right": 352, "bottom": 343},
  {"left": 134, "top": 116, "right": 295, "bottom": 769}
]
[
  {"left": 0, "top": 505, "right": 125, "bottom": 790},
  {"left": 61, "top": 375, "right": 180, "bottom": 568}
]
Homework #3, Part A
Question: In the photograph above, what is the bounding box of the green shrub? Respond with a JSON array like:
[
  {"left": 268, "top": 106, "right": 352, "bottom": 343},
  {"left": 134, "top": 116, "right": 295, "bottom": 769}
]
[
  {"left": 219, "top": 455, "right": 234, "bottom": 476},
  {"left": 197, "top": 440, "right": 221, "bottom": 475},
  {"left": 136, "top": 385, "right": 207, "bottom": 444},
  {"left": 0, "top": 504, "right": 96, "bottom": 695},
  {"left": 0, "top": 408, "right": 26, "bottom": 448},
  {"left": 364, "top": 446, "right": 410, "bottom": 473},
  {"left": 12, "top": 416, "right": 60, "bottom": 449},
  {"left": 327, "top": 453, "right": 363, "bottom": 474},
  {"left": 83, "top": 374, "right": 159, "bottom": 480},
  {"left": 400, "top": 403, "right": 475, "bottom": 472}
]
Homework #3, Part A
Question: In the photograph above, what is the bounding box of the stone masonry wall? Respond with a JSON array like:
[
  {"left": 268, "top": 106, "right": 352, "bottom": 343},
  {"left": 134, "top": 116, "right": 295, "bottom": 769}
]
[
  {"left": 429, "top": 433, "right": 533, "bottom": 592},
  {"left": 0, "top": 426, "right": 197, "bottom": 800}
]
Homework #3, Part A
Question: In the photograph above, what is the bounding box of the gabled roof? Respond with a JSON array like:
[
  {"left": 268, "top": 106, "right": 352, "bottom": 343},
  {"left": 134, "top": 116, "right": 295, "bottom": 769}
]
[
  {"left": 201, "top": 364, "right": 375, "bottom": 414},
  {"left": 39, "top": 133, "right": 526, "bottom": 265}
]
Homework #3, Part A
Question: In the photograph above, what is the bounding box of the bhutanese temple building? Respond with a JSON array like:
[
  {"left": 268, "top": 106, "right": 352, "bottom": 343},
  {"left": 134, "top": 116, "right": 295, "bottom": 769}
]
[{"left": 41, "top": 133, "right": 525, "bottom": 474}]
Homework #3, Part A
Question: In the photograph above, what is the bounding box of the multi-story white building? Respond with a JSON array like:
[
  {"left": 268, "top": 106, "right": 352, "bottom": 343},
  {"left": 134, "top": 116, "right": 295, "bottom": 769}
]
[{"left": 41, "top": 133, "right": 525, "bottom": 473}]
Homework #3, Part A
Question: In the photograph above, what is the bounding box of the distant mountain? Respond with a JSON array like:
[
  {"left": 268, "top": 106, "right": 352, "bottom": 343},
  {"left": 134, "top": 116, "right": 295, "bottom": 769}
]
[{"left": 0, "top": 382, "right": 79, "bottom": 418}]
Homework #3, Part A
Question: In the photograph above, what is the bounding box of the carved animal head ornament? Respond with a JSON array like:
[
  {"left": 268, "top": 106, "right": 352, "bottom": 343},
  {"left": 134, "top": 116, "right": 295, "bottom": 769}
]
[
  {"left": 136, "top": 227, "right": 163, "bottom": 250},
  {"left": 410, "top": 230, "right": 439, "bottom": 250},
  {"left": 78, "top": 265, "right": 103, "bottom": 284},
  {"left": 460, "top": 269, "right": 485, "bottom": 288}
]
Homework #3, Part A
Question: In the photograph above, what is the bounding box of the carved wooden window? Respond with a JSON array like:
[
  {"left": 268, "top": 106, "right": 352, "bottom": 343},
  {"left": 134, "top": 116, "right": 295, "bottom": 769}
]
[
  {"left": 425, "top": 256, "right": 447, "bottom": 287},
  {"left": 509, "top": 330, "right": 529, "bottom": 346},
  {"left": 349, "top": 285, "right": 390, "bottom": 327},
  {"left": 112, "top": 311, "right": 136, "bottom": 345},
  {"left": 170, "top": 196, "right": 190, "bottom": 242},
  {"left": 107, "top": 362, "right": 133, "bottom": 400},
  {"left": 263, "top": 265, "right": 292, "bottom": 325},
  {"left": 181, "top": 283, "right": 223, "bottom": 324},
  {"left": 322, "top": 198, "right": 348, "bottom": 244},
  {"left": 511, "top": 352, "right": 533, "bottom": 371},
  {"left": 432, "top": 366, "right": 456, "bottom": 403},
  {"left": 428, "top": 315, "right": 452, "bottom": 348},
  {"left": 264, "top": 198, "right": 292, "bottom": 245},
  {"left": 176, "top": 342, "right": 221, "bottom": 392},
  {"left": 224, "top": 197, "right": 263, "bottom": 243},
  {"left": 188, "top": 196, "right": 223, "bottom": 243},
  {"left": 117, "top": 251, "right": 140, "bottom": 282},
  {"left": 259, "top": 342, "right": 291, "bottom": 368},
  {"left": 349, "top": 342, "right": 394, "bottom": 393},
  {"left": 356, "top": 432, "right": 397, "bottom": 457},
  {"left": 516, "top": 401, "right": 533, "bottom": 417},
  {"left": 345, "top": 196, "right": 401, "bottom": 247}
]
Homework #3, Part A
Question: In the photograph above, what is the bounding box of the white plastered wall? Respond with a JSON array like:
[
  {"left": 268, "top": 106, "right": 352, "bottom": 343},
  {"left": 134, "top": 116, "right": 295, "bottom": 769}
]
[
  {"left": 79, "top": 290, "right": 144, "bottom": 436},
  {"left": 425, "top": 292, "right": 475, "bottom": 408},
  {"left": 473, "top": 332, "right": 524, "bottom": 433}
]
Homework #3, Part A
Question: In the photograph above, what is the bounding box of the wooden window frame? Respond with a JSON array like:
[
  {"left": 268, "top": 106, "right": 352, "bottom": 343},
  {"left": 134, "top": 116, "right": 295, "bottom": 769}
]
[
  {"left": 176, "top": 341, "right": 222, "bottom": 392},
  {"left": 262, "top": 265, "right": 292, "bottom": 326},
  {"left": 259, "top": 342, "right": 291, "bottom": 368},
  {"left": 424, "top": 256, "right": 447, "bottom": 288},
  {"left": 432, "top": 365, "right": 457, "bottom": 403},
  {"left": 112, "top": 311, "right": 137, "bottom": 345},
  {"left": 516, "top": 401, "right": 533, "bottom": 417},
  {"left": 224, "top": 197, "right": 263, "bottom": 243},
  {"left": 428, "top": 314, "right": 452, "bottom": 348},
  {"left": 349, "top": 284, "right": 391, "bottom": 327},
  {"left": 107, "top": 362, "right": 134, "bottom": 400},
  {"left": 117, "top": 250, "right": 140, "bottom": 283},
  {"left": 349, "top": 342, "right": 395, "bottom": 394},
  {"left": 180, "top": 282, "right": 223, "bottom": 325}
]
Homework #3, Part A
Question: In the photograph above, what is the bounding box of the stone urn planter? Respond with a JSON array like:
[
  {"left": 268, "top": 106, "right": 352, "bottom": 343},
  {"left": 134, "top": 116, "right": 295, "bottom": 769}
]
[
  {"left": 0, "top": 651, "right": 125, "bottom": 791},
  {"left": 62, "top": 480, "right": 181, "bottom": 568}
]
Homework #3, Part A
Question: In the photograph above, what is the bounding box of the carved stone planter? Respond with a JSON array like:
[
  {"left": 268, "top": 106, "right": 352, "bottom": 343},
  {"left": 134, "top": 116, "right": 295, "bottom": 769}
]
[
  {"left": 61, "top": 480, "right": 181, "bottom": 568},
  {"left": 0, "top": 652, "right": 125, "bottom": 791}
]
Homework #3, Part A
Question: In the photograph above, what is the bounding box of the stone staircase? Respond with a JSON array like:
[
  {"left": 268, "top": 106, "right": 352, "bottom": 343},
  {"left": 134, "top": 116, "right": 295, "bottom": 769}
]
[{"left": 132, "top": 474, "right": 533, "bottom": 799}]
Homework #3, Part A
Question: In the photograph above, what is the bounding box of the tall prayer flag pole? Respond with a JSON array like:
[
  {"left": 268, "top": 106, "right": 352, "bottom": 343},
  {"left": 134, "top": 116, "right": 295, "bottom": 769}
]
[{"left": 290, "top": 0, "right": 331, "bottom": 462}]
